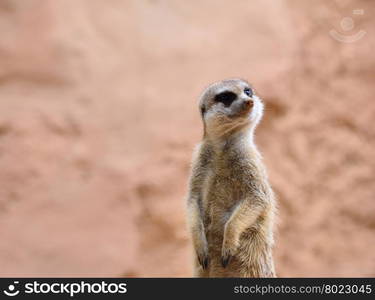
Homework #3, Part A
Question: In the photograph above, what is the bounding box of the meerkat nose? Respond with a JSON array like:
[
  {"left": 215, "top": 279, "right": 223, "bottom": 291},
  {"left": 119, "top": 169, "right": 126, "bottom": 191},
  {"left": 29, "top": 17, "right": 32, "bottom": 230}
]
[{"left": 243, "top": 99, "right": 254, "bottom": 108}]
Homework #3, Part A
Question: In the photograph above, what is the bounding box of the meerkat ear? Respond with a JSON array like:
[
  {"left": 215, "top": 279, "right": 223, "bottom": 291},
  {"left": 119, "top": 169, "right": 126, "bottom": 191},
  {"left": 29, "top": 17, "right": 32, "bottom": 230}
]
[{"left": 200, "top": 106, "right": 206, "bottom": 116}]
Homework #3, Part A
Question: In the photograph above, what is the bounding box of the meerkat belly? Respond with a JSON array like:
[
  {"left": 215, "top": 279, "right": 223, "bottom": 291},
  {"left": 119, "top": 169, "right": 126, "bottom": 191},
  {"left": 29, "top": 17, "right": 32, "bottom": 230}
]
[{"left": 203, "top": 172, "right": 246, "bottom": 236}]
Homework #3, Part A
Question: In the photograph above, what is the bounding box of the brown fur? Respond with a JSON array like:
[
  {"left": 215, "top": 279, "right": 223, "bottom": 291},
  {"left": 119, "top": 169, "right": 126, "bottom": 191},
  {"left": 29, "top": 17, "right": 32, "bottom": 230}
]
[{"left": 186, "top": 79, "right": 276, "bottom": 277}]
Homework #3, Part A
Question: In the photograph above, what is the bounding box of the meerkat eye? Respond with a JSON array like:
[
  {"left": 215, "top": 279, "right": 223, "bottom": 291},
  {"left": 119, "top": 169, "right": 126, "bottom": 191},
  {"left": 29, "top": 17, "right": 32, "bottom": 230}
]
[
  {"left": 215, "top": 91, "right": 237, "bottom": 107},
  {"left": 244, "top": 88, "right": 253, "bottom": 97}
]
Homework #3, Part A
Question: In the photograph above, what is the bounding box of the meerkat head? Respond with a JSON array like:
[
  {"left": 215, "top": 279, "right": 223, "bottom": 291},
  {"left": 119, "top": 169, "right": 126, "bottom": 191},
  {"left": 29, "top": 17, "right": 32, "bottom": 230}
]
[{"left": 199, "top": 79, "right": 263, "bottom": 140}]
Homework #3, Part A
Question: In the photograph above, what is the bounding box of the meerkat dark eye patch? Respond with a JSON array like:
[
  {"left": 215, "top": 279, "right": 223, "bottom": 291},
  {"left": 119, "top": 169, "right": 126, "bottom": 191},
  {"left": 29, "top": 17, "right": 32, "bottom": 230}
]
[{"left": 215, "top": 91, "right": 237, "bottom": 107}]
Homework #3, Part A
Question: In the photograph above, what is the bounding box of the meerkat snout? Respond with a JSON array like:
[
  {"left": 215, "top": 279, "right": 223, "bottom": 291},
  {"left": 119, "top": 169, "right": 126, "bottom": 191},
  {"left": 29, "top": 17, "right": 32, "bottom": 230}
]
[{"left": 242, "top": 98, "right": 254, "bottom": 111}]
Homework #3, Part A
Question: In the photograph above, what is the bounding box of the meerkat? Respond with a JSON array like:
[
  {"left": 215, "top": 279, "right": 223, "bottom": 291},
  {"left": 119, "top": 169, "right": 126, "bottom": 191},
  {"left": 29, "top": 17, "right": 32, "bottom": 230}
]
[{"left": 186, "top": 79, "right": 276, "bottom": 277}]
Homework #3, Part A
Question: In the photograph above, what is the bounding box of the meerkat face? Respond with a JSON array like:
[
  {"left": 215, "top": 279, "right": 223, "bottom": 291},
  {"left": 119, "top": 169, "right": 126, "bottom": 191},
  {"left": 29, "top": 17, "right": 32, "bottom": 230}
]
[{"left": 199, "top": 79, "right": 264, "bottom": 138}]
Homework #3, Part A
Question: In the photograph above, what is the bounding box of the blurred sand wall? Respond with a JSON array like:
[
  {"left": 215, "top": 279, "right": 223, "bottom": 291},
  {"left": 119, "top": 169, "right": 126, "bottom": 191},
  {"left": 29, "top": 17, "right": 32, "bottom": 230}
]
[{"left": 0, "top": 0, "right": 374, "bottom": 276}]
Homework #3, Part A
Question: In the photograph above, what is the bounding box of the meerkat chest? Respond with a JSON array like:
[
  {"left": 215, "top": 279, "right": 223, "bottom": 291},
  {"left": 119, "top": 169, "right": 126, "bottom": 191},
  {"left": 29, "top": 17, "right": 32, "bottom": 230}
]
[{"left": 203, "top": 154, "right": 256, "bottom": 215}]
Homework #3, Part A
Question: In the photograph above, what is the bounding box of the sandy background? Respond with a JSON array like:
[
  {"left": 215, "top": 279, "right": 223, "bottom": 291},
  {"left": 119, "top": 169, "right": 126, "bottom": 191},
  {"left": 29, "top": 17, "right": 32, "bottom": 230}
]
[{"left": 0, "top": 0, "right": 374, "bottom": 277}]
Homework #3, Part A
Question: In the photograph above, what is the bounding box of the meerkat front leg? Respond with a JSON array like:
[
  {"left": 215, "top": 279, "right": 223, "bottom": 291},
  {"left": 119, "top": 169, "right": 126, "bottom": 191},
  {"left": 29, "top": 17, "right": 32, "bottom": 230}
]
[
  {"left": 221, "top": 199, "right": 265, "bottom": 267},
  {"left": 187, "top": 144, "right": 212, "bottom": 271},
  {"left": 187, "top": 198, "right": 209, "bottom": 269}
]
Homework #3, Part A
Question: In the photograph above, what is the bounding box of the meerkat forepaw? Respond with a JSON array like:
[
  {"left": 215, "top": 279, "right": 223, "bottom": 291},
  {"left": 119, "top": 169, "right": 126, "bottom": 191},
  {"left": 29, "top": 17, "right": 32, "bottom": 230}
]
[
  {"left": 192, "top": 228, "right": 209, "bottom": 269},
  {"left": 197, "top": 249, "right": 209, "bottom": 270},
  {"left": 221, "top": 252, "right": 232, "bottom": 268},
  {"left": 221, "top": 236, "right": 239, "bottom": 268},
  {"left": 198, "top": 254, "right": 209, "bottom": 270}
]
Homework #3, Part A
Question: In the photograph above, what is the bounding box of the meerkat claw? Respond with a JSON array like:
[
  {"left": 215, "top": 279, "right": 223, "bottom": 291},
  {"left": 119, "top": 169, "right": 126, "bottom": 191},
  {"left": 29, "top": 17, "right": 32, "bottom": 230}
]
[
  {"left": 198, "top": 254, "right": 209, "bottom": 269},
  {"left": 221, "top": 254, "right": 232, "bottom": 268},
  {"left": 202, "top": 256, "right": 209, "bottom": 270}
]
